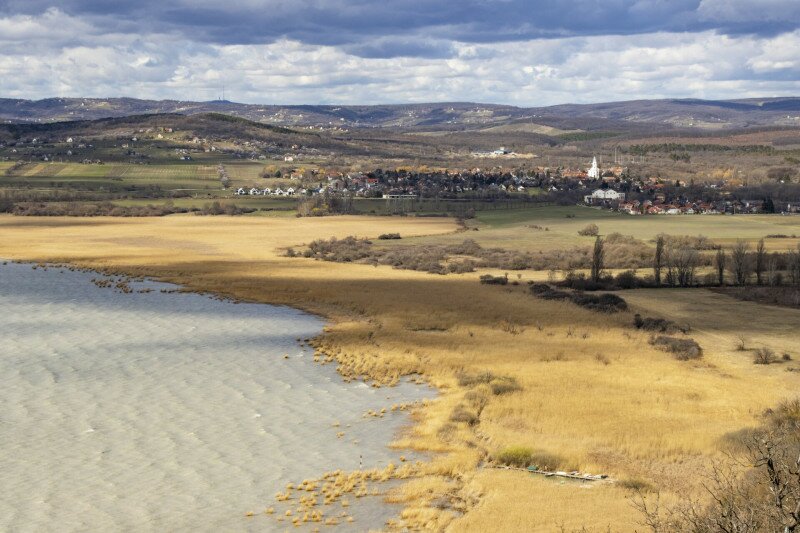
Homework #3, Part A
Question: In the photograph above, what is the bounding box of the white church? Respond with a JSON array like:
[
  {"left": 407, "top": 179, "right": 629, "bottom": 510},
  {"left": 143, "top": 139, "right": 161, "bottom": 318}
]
[
  {"left": 587, "top": 156, "right": 600, "bottom": 179},
  {"left": 584, "top": 156, "right": 625, "bottom": 203}
]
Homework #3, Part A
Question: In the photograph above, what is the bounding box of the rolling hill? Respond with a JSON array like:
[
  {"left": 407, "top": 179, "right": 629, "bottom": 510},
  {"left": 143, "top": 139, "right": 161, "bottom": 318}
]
[{"left": 2, "top": 97, "right": 799, "bottom": 131}]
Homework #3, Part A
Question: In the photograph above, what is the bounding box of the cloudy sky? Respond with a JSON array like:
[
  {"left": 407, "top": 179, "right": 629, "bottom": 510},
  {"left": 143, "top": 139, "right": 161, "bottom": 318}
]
[{"left": 1, "top": 0, "right": 799, "bottom": 105}]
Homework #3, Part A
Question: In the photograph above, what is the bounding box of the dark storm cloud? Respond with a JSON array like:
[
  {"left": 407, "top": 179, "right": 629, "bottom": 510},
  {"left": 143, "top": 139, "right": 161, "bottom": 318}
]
[{"left": 2, "top": 0, "right": 799, "bottom": 57}]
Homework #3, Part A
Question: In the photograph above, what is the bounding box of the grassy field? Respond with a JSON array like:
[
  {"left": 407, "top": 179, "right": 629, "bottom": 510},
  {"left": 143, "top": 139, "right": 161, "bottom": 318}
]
[
  {"left": 2, "top": 162, "right": 220, "bottom": 191},
  {"left": 0, "top": 213, "right": 797, "bottom": 531},
  {"left": 396, "top": 205, "right": 800, "bottom": 253}
]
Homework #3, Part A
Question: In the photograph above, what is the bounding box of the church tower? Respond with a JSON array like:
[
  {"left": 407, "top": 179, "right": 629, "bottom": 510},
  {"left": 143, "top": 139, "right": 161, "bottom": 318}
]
[{"left": 587, "top": 156, "right": 600, "bottom": 179}]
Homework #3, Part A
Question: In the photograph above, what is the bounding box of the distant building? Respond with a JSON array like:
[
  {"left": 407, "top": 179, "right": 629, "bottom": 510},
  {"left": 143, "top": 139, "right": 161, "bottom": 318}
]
[
  {"left": 584, "top": 189, "right": 625, "bottom": 204},
  {"left": 587, "top": 157, "right": 600, "bottom": 179}
]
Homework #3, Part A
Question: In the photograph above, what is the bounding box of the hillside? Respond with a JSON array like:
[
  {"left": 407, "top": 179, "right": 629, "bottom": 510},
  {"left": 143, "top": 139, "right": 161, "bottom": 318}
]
[{"left": 2, "top": 97, "right": 800, "bottom": 130}]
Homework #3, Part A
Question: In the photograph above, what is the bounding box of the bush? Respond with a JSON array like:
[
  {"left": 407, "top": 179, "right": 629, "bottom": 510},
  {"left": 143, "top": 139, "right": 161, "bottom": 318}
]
[
  {"left": 449, "top": 405, "right": 479, "bottom": 425},
  {"left": 494, "top": 446, "right": 533, "bottom": 467},
  {"left": 570, "top": 292, "right": 628, "bottom": 312},
  {"left": 615, "top": 270, "right": 640, "bottom": 289},
  {"left": 457, "top": 371, "right": 496, "bottom": 387},
  {"left": 528, "top": 451, "right": 565, "bottom": 471},
  {"left": 529, "top": 283, "right": 571, "bottom": 300},
  {"left": 378, "top": 233, "right": 401, "bottom": 240},
  {"left": 633, "top": 313, "right": 686, "bottom": 334},
  {"left": 649, "top": 335, "right": 703, "bottom": 360},
  {"left": 753, "top": 347, "right": 777, "bottom": 365},
  {"left": 479, "top": 274, "right": 508, "bottom": 285},
  {"left": 618, "top": 478, "right": 655, "bottom": 493},
  {"left": 489, "top": 377, "right": 522, "bottom": 395},
  {"left": 578, "top": 223, "right": 599, "bottom": 236},
  {"left": 530, "top": 284, "right": 628, "bottom": 312}
]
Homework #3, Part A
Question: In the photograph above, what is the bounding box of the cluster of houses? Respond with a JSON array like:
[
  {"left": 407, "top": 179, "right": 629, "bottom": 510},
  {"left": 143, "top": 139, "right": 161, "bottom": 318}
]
[
  {"left": 235, "top": 186, "right": 298, "bottom": 197},
  {"left": 576, "top": 158, "right": 799, "bottom": 215}
]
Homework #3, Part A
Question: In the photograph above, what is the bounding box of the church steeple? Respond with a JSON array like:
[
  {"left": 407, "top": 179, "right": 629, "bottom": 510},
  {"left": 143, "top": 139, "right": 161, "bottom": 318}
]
[{"left": 588, "top": 156, "right": 600, "bottom": 179}]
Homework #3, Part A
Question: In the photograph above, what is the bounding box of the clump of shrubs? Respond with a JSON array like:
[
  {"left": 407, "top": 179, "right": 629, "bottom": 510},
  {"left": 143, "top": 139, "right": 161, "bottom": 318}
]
[
  {"left": 449, "top": 405, "right": 479, "bottom": 425},
  {"left": 493, "top": 447, "right": 565, "bottom": 471},
  {"left": 11, "top": 201, "right": 193, "bottom": 217},
  {"left": 649, "top": 335, "right": 703, "bottom": 360},
  {"left": 618, "top": 478, "right": 656, "bottom": 493},
  {"left": 479, "top": 274, "right": 508, "bottom": 285},
  {"left": 530, "top": 283, "right": 628, "bottom": 312},
  {"left": 196, "top": 201, "right": 255, "bottom": 216},
  {"left": 378, "top": 233, "right": 401, "bottom": 240},
  {"left": 493, "top": 446, "right": 534, "bottom": 467},
  {"left": 570, "top": 292, "right": 628, "bottom": 312},
  {"left": 578, "top": 223, "right": 599, "bottom": 236},
  {"left": 456, "top": 371, "right": 522, "bottom": 395},
  {"left": 633, "top": 313, "right": 687, "bottom": 334},
  {"left": 305, "top": 236, "right": 373, "bottom": 262},
  {"left": 529, "top": 283, "right": 571, "bottom": 300}
]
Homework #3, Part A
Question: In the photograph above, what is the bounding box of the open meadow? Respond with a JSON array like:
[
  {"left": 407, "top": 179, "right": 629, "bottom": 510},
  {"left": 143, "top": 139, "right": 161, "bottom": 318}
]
[
  {"left": 398, "top": 205, "right": 800, "bottom": 253},
  {"left": 0, "top": 212, "right": 797, "bottom": 531}
]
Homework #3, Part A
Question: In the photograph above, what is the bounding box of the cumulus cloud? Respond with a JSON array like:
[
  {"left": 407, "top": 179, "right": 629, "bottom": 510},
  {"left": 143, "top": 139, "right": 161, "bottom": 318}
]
[{"left": 0, "top": 2, "right": 798, "bottom": 104}]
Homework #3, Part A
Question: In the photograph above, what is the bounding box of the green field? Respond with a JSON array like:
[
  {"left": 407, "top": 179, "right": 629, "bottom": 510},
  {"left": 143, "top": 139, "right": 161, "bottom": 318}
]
[{"left": 399, "top": 205, "right": 800, "bottom": 252}]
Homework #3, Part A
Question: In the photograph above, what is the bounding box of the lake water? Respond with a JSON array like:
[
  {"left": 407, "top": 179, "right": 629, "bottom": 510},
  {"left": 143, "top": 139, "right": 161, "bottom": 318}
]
[{"left": 0, "top": 261, "right": 432, "bottom": 532}]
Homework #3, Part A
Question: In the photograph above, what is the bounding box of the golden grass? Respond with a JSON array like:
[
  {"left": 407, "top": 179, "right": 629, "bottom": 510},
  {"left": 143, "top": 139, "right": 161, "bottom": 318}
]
[{"left": 0, "top": 213, "right": 797, "bottom": 532}]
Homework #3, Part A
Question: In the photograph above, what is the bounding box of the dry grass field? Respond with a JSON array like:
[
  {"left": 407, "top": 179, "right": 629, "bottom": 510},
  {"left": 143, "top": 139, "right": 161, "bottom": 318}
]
[
  {"left": 0, "top": 213, "right": 798, "bottom": 531},
  {"left": 401, "top": 206, "right": 800, "bottom": 254}
]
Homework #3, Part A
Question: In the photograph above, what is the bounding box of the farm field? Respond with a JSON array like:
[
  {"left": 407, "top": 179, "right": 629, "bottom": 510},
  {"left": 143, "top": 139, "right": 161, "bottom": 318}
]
[
  {"left": 397, "top": 205, "right": 800, "bottom": 253},
  {"left": 2, "top": 162, "right": 219, "bottom": 190},
  {"left": 0, "top": 214, "right": 797, "bottom": 531}
]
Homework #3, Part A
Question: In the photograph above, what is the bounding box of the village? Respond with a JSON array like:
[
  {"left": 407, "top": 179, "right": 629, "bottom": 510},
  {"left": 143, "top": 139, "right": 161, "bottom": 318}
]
[{"left": 232, "top": 154, "right": 799, "bottom": 215}]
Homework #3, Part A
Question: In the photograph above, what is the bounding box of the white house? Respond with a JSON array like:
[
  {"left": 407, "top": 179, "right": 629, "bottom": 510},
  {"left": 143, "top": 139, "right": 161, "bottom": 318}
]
[
  {"left": 235, "top": 187, "right": 246, "bottom": 195},
  {"left": 584, "top": 189, "right": 625, "bottom": 204},
  {"left": 249, "top": 187, "right": 261, "bottom": 195}
]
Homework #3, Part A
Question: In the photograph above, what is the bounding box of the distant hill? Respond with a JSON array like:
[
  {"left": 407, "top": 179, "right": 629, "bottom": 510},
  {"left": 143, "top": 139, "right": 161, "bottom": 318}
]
[{"left": 1, "top": 96, "right": 799, "bottom": 130}]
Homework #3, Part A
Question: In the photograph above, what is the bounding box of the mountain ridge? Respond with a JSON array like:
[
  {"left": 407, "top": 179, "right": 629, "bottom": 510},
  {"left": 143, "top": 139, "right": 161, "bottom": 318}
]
[{"left": 2, "top": 96, "right": 800, "bottom": 130}]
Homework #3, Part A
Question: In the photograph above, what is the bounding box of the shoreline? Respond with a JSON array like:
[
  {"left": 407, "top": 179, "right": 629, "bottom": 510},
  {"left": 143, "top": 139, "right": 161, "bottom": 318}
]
[
  {"left": 0, "top": 258, "right": 441, "bottom": 531},
  {"left": 2, "top": 215, "right": 797, "bottom": 531}
]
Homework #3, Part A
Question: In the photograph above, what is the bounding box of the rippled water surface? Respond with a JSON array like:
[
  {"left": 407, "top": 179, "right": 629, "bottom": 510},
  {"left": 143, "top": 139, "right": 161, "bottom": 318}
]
[{"left": 0, "top": 262, "right": 431, "bottom": 532}]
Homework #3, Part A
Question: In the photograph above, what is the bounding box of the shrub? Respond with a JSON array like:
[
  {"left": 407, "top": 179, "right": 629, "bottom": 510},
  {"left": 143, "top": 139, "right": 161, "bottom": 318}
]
[
  {"left": 378, "top": 233, "right": 401, "bottom": 240},
  {"left": 649, "top": 335, "right": 703, "bottom": 360},
  {"left": 633, "top": 314, "right": 686, "bottom": 334},
  {"left": 479, "top": 274, "right": 508, "bottom": 285},
  {"left": 456, "top": 371, "right": 496, "bottom": 387},
  {"left": 531, "top": 284, "right": 627, "bottom": 311},
  {"left": 489, "top": 377, "right": 522, "bottom": 395},
  {"left": 447, "top": 260, "right": 476, "bottom": 274},
  {"left": 449, "top": 405, "right": 479, "bottom": 425},
  {"left": 529, "top": 283, "right": 571, "bottom": 300},
  {"left": 615, "top": 270, "right": 639, "bottom": 289},
  {"left": 570, "top": 292, "right": 628, "bottom": 312},
  {"left": 528, "top": 451, "right": 565, "bottom": 471},
  {"left": 618, "top": 478, "right": 655, "bottom": 493},
  {"left": 494, "top": 446, "right": 533, "bottom": 468},
  {"left": 578, "top": 223, "right": 599, "bottom": 236},
  {"left": 753, "top": 347, "right": 777, "bottom": 365}
]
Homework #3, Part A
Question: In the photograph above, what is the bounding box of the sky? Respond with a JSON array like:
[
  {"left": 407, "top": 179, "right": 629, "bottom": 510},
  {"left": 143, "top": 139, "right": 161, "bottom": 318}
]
[{"left": 0, "top": 0, "right": 799, "bottom": 106}]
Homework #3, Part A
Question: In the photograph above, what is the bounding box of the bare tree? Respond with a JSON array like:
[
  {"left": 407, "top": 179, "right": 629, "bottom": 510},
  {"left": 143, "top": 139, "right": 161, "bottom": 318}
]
[
  {"left": 790, "top": 245, "right": 800, "bottom": 287},
  {"left": 768, "top": 256, "right": 780, "bottom": 286},
  {"left": 668, "top": 247, "right": 700, "bottom": 287},
  {"left": 591, "top": 236, "right": 605, "bottom": 283},
  {"left": 633, "top": 401, "right": 800, "bottom": 533},
  {"left": 729, "top": 240, "right": 751, "bottom": 286},
  {"left": 654, "top": 235, "right": 665, "bottom": 286},
  {"left": 755, "top": 239, "right": 767, "bottom": 286},
  {"left": 715, "top": 247, "right": 726, "bottom": 286}
]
